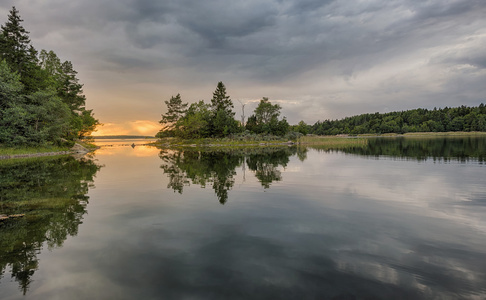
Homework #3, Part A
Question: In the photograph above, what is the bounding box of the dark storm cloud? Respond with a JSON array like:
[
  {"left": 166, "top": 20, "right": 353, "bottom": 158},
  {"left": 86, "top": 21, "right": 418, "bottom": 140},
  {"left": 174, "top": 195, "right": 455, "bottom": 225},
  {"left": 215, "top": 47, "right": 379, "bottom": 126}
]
[
  {"left": 2, "top": 1, "right": 484, "bottom": 70},
  {"left": 1, "top": 0, "right": 485, "bottom": 127},
  {"left": 7, "top": 1, "right": 482, "bottom": 73}
]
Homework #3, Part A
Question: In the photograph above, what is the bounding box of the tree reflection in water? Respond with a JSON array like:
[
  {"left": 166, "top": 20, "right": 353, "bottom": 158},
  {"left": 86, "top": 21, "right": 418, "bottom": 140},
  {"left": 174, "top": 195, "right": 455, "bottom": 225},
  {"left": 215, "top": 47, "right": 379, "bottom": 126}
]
[
  {"left": 311, "top": 136, "right": 486, "bottom": 162},
  {"left": 159, "top": 147, "right": 307, "bottom": 204},
  {"left": 0, "top": 156, "right": 102, "bottom": 295},
  {"left": 159, "top": 136, "right": 486, "bottom": 204}
]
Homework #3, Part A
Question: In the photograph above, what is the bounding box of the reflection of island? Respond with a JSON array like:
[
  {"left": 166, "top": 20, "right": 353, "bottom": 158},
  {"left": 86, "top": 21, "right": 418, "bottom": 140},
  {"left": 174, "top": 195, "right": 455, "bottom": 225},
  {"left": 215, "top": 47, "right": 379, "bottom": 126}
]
[
  {"left": 0, "top": 156, "right": 102, "bottom": 295},
  {"left": 311, "top": 136, "right": 486, "bottom": 162},
  {"left": 159, "top": 147, "right": 307, "bottom": 204}
]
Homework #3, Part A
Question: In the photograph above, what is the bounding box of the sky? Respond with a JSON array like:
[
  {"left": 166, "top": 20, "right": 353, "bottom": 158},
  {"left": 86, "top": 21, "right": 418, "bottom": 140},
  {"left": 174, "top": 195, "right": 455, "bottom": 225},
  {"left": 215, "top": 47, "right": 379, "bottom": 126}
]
[{"left": 1, "top": 0, "right": 485, "bottom": 136}]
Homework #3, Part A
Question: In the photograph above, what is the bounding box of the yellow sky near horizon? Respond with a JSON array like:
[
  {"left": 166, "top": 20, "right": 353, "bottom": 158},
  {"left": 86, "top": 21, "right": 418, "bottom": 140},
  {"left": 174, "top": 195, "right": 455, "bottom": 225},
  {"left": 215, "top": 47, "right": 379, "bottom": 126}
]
[{"left": 92, "top": 120, "right": 161, "bottom": 136}]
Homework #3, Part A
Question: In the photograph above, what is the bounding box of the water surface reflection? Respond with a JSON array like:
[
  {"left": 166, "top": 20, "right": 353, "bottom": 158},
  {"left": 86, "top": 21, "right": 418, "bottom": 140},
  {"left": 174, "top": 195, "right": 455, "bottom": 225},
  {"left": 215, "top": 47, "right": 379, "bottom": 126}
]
[
  {"left": 159, "top": 147, "right": 306, "bottom": 204},
  {"left": 320, "top": 135, "right": 486, "bottom": 162},
  {"left": 151, "top": 139, "right": 486, "bottom": 299},
  {"left": 1, "top": 138, "right": 485, "bottom": 299},
  {"left": 0, "top": 156, "right": 101, "bottom": 295}
]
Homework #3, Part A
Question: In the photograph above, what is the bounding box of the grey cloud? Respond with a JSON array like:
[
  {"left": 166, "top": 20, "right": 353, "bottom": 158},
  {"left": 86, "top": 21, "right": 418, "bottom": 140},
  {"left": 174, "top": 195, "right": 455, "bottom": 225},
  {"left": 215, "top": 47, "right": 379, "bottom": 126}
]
[
  {"left": 432, "top": 47, "right": 486, "bottom": 70},
  {"left": 284, "top": 0, "right": 336, "bottom": 14},
  {"left": 409, "top": 0, "right": 483, "bottom": 21},
  {"left": 177, "top": 2, "right": 279, "bottom": 47},
  {"left": 12, "top": 1, "right": 484, "bottom": 75}
]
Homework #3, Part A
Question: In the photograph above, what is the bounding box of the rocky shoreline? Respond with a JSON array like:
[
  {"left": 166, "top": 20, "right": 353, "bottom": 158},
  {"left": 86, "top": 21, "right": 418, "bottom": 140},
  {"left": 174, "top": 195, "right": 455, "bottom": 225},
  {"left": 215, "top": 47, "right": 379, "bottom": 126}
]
[{"left": 0, "top": 143, "right": 92, "bottom": 160}]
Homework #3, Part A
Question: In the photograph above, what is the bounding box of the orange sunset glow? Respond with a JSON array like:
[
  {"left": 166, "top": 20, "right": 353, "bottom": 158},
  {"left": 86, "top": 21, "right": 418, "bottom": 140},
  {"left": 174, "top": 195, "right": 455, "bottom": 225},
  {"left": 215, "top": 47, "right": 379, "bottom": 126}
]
[{"left": 92, "top": 120, "right": 160, "bottom": 136}]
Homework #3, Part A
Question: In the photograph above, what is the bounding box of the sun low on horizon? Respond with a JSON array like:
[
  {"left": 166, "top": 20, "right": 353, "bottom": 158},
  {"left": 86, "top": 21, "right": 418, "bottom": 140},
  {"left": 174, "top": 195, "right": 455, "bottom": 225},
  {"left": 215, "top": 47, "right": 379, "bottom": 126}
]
[{"left": 92, "top": 120, "right": 161, "bottom": 137}]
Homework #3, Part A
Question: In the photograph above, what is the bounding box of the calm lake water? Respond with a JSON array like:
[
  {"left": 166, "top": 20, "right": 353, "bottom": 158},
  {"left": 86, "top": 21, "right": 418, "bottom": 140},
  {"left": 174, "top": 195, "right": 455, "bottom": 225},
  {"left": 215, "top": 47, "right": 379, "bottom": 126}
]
[{"left": 1, "top": 137, "right": 486, "bottom": 299}]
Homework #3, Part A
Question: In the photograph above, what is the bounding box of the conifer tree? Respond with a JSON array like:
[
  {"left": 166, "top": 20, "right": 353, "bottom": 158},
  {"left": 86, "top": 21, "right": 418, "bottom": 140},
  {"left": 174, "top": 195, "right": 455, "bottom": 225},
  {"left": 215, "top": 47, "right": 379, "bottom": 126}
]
[
  {"left": 0, "top": 7, "right": 31, "bottom": 74},
  {"left": 209, "top": 82, "right": 238, "bottom": 136},
  {"left": 211, "top": 81, "right": 234, "bottom": 116},
  {"left": 159, "top": 93, "right": 188, "bottom": 134},
  {"left": 0, "top": 7, "right": 46, "bottom": 93}
]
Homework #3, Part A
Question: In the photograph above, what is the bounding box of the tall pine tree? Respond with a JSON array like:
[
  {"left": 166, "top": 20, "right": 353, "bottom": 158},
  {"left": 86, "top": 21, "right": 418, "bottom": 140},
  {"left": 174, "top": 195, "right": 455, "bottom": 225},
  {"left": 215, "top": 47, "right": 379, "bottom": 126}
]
[
  {"left": 0, "top": 6, "right": 42, "bottom": 93},
  {"left": 211, "top": 81, "right": 234, "bottom": 116},
  {"left": 209, "top": 82, "right": 238, "bottom": 136},
  {"left": 0, "top": 7, "right": 31, "bottom": 74},
  {"left": 160, "top": 94, "right": 188, "bottom": 129}
]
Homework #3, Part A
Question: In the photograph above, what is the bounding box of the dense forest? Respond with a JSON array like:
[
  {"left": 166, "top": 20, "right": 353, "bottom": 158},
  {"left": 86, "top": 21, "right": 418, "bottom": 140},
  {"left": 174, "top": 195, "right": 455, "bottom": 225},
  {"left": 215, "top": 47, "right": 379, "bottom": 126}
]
[
  {"left": 0, "top": 7, "right": 98, "bottom": 147},
  {"left": 158, "top": 82, "right": 290, "bottom": 139},
  {"left": 308, "top": 104, "right": 486, "bottom": 135}
]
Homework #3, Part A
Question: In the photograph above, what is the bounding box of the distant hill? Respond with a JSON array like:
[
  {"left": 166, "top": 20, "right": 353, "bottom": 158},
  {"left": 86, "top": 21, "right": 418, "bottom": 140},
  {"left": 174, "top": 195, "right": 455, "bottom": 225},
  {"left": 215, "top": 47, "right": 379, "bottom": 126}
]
[{"left": 92, "top": 135, "right": 155, "bottom": 139}]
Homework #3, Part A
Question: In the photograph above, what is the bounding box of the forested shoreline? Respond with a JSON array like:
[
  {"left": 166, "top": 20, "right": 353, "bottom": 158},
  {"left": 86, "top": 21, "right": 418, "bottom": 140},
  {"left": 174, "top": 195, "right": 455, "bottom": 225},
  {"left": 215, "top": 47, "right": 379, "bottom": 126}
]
[
  {"left": 158, "top": 80, "right": 486, "bottom": 139},
  {"left": 308, "top": 104, "right": 486, "bottom": 135},
  {"left": 0, "top": 7, "right": 98, "bottom": 148}
]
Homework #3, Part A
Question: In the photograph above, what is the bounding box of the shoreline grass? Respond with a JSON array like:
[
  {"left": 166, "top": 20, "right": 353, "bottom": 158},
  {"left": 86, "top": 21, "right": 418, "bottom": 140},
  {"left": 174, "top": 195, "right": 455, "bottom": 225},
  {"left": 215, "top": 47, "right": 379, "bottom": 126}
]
[
  {"left": 0, "top": 139, "right": 97, "bottom": 159},
  {"left": 402, "top": 131, "right": 486, "bottom": 137},
  {"left": 0, "top": 146, "right": 70, "bottom": 156},
  {"left": 151, "top": 131, "right": 485, "bottom": 150},
  {"left": 0, "top": 154, "right": 71, "bottom": 167},
  {"left": 151, "top": 138, "right": 293, "bottom": 150},
  {"left": 354, "top": 131, "right": 486, "bottom": 137},
  {"left": 152, "top": 135, "right": 369, "bottom": 149},
  {"left": 298, "top": 135, "right": 368, "bottom": 151}
]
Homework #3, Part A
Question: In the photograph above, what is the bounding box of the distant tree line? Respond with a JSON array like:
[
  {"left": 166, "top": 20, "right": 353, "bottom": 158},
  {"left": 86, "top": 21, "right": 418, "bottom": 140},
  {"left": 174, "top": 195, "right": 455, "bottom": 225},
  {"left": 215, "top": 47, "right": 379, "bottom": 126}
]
[
  {"left": 309, "top": 104, "right": 486, "bottom": 135},
  {"left": 158, "top": 82, "right": 290, "bottom": 139},
  {"left": 0, "top": 7, "right": 98, "bottom": 147}
]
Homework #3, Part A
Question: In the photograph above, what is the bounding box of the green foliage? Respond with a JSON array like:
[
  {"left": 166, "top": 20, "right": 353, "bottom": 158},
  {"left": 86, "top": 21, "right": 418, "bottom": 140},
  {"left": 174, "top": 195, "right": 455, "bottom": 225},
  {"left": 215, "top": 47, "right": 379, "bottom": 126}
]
[
  {"left": 0, "top": 145, "right": 68, "bottom": 156},
  {"left": 157, "top": 82, "right": 240, "bottom": 139},
  {"left": 209, "top": 81, "right": 239, "bottom": 137},
  {"left": 0, "top": 59, "right": 22, "bottom": 110},
  {"left": 254, "top": 97, "right": 281, "bottom": 124},
  {"left": 37, "top": 50, "right": 99, "bottom": 139},
  {"left": 211, "top": 81, "right": 233, "bottom": 116},
  {"left": 0, "top": 7, "right": 32, "bottom": 77},
  {"left": 0, "top": 8, "right": 99, "bottom": 146},
  {"left": 310, "top": 104, "right": 486, "bottom": 135},
  {"left": 178, "top": 100, "right": 211, "bottom": 139},
  {"left": 275, "top": 117, "right": 290, "bottom": 136},
  {"left": 0, "top": 7, "right": 46, "bottom": 94},
  {"left": 292, "top": 120, "right": 310, "bottom": 135},
  {"left": 212, "top": 108, "right": 240, "bottom": 137},
  {"left": 57, "top": 61, "right": 85, "bottom": 111},
  {"left": 157, "top": 84, "right": 292, "bottom": 140},
  {"left": 159, "top": 93, "right": 188, "bottom": 132},
  {"left": 0, "top": 63, "right": 71, "bottom": 146},
  {"left": 246, "top": 97, "right": 289, "bottom": 136}
]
